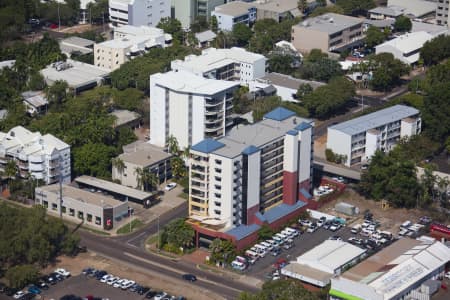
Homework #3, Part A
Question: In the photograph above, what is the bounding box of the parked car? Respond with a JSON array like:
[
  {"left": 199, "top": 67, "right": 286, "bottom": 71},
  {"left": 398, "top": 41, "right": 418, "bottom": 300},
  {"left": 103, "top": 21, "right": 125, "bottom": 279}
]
[
  {"left": 307, "top": 224, "right": 318, "bottom": 233},
  {"left": 36, "top": 280, "right": 48, "bottom": 290},
  {"left": 82, "top": 267, "right": 94, "bottom": 276},
  {"left": 271, "top": 247, "right": 281, "bottom": 256},
  {"left": 13, "top": 291, "right": 26, "bottom": 299},
  {"left": 122, "top": 280, "right": 135, "bottom": 290},
  {"left": 106, "top": 276, "right": 120, "bottom": 285},
  {"left": 445, "top": 271, "right": 450, "bottom": 279},
  {"left": 55, "top": 268, "right": 71, "bottom": 278},
  {"left": 100, "top": 274, "right": 113, "bottom": 283},
  {"left": 182, "top": 274, "right": 197, "bottom": 282},
  {"left": 94, "top": 270, "right": 107, "bottom": 280},
  {"left": 299, "top": 219, "right": 312, "bottom": 227},
  {"left": 146, "top": 290, "right": 157, "bottom": 298},
  {"left": 328, "top": 235, "right": 342, "bottom": 241},
  {"left": 283, "top": 242, "right": 293, "bottom": 250},
  {"left": 165, "top": 183, "right": 177, "bottom": 191},
  {"left": 154, "top": 292, "right": 168, "bottom": 300},
  {"left": 113, "top": 279, "right": 126, "bottom": 288},
  {"left": 138, "top": 286, "right": 150, "bottom": 295},
  {"left": 27, "top": 285, "right": 41, "bottom": 294}
]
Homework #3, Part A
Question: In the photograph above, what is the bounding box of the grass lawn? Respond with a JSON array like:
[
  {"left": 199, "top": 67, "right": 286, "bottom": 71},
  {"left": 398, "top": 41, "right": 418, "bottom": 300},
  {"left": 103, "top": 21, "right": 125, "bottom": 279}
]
[{"left": 117, "top": 219, "right": 144, "bottom": 234}]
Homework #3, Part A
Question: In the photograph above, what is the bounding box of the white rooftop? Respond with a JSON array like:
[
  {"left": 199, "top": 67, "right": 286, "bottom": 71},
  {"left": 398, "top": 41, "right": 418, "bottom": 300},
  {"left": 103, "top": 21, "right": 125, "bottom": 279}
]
[
  {"left": 294, "top": 13, "right": 363, "bottom": 35},
  {"left": 329, "top": 105, "right": 420, "bottom": 136},
  {"left": 376, "top": 31, "right": 434, "bottom": 64},
  {"left": 213, "top": 1, "right": 254, "bottom": 17},
  {"left": 297, "top": 240, "right": 366, "bottom": 274},
  {"left": 369, "top": 5, "right": 405, "bottom": 17},
  {"left": 97, "top": 35, "right": 152, "bottom": 49},
  {"left": 387, "top": 0, "right": 436, "bottom": 18},
  {"left": 114, "top": 25, "right": 164, "bottom": 37},
  {"left": 171, "top": 47, "right": 266, "bottom": 75},
  {"left": 151, "top": 70, "right": 239, "bottom": 95},
  {"left": 411, "top": 21, "right": 449, "bottom": 36},
  {"left": 368, "top": 242, "right": 450, "bottom": 299},
  {"left": 40, "top": 59, "right": 110, "bottom": 89}
]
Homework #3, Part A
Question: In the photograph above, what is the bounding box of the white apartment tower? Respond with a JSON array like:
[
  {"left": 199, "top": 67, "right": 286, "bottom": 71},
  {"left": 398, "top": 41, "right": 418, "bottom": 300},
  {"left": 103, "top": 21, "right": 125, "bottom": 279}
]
[
  {"left": 188, "top": 107, "right": 314, "bottom": 229},
  {"left": 0, "top": 126, "right": 71, "bottom": 184},
  {"left": 149, "top": 70, "right": 240, "bottom": 149},
  {"left": 327, "top": 105, "right": 421, "bottom": 167},
  {"left": 109, "top": 0, "right": 171, "bottom": 27}
]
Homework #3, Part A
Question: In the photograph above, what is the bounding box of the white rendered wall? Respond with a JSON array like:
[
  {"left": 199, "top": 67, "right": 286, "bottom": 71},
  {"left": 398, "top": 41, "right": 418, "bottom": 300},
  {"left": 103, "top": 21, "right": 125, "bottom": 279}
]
[
  {"left": 129, "top": 0, "right": 170, "bottom": 27},
  {"left": 274, "top": 85, "right": 297, "bottom": 102},
  {"left": 212, "top": 11, "right": 234, "bottom": 31},
  {"left": 400, "top": 119, "right": 416, "bottom": 138},
  {"left": 192, "top": 95, "right": 206, "bottom": 147},
  {"left": 283, "top": 133, "right": 299, "bottom": 173},
  {"left": 365, "top": 131, "right": 381, "bottom": 160},
  {"left": 298, "top": 127, "right": 312, "bottom": 183},
  {"left": 327, "top": 128, "right": 352, "bottom": 167},
  {"left": 149, "top": 79, "right": 167, "bottom": 147},
  {"left": 169, "top": 91, "right": 189, "bottom": 149},
  {"left": 246, "top": 151, "right": 261, "bottom": 211},
  {"left": 209, "top": 154, "right": 234, "bottom": 227}
]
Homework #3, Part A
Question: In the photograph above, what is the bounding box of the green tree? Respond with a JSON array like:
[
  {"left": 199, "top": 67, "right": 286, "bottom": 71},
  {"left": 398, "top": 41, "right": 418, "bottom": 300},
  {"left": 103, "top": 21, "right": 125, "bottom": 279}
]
[
  {"left": 316, "top": 0, "right": 327, "bottom": 7},
  {"left": 370, "top": 53, "right": 410, "bottom": 91},
  {"left": 336, "top": 0, "right": 375, "bottom": 15},
  {"left": 5, "top": 264, "right": 39, "bottom": 289},
  {"left": 239, "top": 279, "right": 322, "bottom": 300},
  {"left": 257, "top": 224, "right": 274, "bottom": 241},
  {"left": 190, "top": 16, "right": 209, "bottom": 33},
  {"left": 161, "top": 218, "right": 195, "bottom": 250},
  {"left": 422, "top": 82, "right": 450, "bottom": 142},
  {"left": 209, "top": 238, "right": 236, "bottom": 264},
  {"left": 4, "top": 160, "right": 17, "bottom": 187},
  {"left": 111, "top": 157, "right": 125, "bottom": 176},
  {"left": 310, "top": 4, "right": 345, "bottom": 17},
  {"left": 297, "top": 0, "right": 308, "bottom": 12},
  {"left": 299, "top": 52, "right": 343, "bottom": 82},
  {"left": 73, "top": 142, "right": 116, "bottom": 178},
  {"left": 157, "top": 17, "right": 183, "bottom": 43},
  {"left": 232, "top": 23, "right": 253, "bottom": 47},
  {"left": 167, "top": 135, "right": 180, "bottom": 154},
  {"left": 27, "top": 71, "right": 46, "bottom": 91},
  {"left": 296, "top": 83, "right": 313, "bottom": 100},
  {"left": 394, "top": 15, "right": 412, "bottom": 32},
  {"left": 86, "top": 0, "right": 108, "bottom": 24},
  {"left": 267, "top": 54, "right": 294, "bottom": 74},
  {"left": 46, "top": 80, "right": 69, "bottom": 107},
  {"left": 420, "top": 34, "right": 450, "bottom": 66},
  {"left": 171, "top": 156, "right": 186, "bottom": 179},
  {"left": 210, "top": 15, "right": 218, "bottom": 33},
  {"left": 365, "top": 26, "right": 388, "bottom": 49}
]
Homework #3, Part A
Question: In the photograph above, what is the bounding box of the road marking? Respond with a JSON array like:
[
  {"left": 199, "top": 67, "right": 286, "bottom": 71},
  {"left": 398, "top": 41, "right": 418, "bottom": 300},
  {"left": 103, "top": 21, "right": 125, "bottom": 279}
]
[
  {"left": 126, "top": 232, "right": 146, "bottom": 244},
  {"left": 123, "top": 252, "right": 243, "bottom": 293}
]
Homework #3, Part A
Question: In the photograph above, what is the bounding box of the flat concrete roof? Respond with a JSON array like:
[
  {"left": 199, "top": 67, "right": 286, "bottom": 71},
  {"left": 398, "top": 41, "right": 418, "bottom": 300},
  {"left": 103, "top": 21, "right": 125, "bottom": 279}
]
[
  {"left": 119, "top": 142, "right": 172, "bottom": 167},
  {"left": 214, "top": 1, "right": 253, "bottom": 17},
  {"left": 282, "top": 262, "right": 333, "bottom": 283},
  {"left": 261, "top": 72, "right": 325, "bottom": 90},
  {"left": 39, "top": 184, "right": 124, "bottom": 208},
  {"left": 40, "top": 59, "right": 110, "bottom": 89},
  {"left": 294, "top": 13, "right": 363, "bottom": 35},
  {"left": 75, "top": 175, "right": 152, "bottom": 201},
  {"left": 109, "top": 109, "right": 141, "bottom": 127}
]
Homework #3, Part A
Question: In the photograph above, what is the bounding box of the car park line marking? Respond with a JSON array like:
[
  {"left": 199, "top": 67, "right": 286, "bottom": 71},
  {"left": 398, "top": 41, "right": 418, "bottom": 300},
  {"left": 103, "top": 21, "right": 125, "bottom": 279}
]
[{"left": 123, "top": 252, "right": 243, "bottom": 293}]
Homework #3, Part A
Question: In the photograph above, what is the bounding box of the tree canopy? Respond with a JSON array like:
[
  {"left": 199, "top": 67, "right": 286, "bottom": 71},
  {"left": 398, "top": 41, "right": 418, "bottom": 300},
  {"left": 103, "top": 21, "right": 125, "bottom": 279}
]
[
  {"left": 365, "top": 26, "right": 389, "bottom": 49},
  {"left": 298, "top": 50, "right": 343, "bottom": 82},
  {"left": 159, "top": 218, "right": 195, "bottom": 253},
  {"left": 335, "top": 0, "right": 375, "bottom": 15},
  {"left": 239, "top": 279, "right": 325, "bottom": 300},
  {"left": 393, "top": 16, "right": 412, "bottom": 32},
  {"left": 370, "top": 53, "right": 410, "bottom": 91},
  {"left": 420, "top": 34, "right": 450, "bottom": 66}
]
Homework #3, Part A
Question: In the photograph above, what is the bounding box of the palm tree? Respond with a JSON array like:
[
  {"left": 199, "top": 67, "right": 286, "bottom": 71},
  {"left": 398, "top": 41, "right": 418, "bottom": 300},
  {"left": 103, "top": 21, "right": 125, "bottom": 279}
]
[
  {"left": 167, "top": 135, "right": 179, "bottom": 154},
  {"left": 171, "top": 157, "right": 186, "bottom": 179},
  {"left": 135, "top": 167, "right": 159, "bottom": 191},
  {"left": 111, "top": 157, "right": 125, "bottom": 177}
]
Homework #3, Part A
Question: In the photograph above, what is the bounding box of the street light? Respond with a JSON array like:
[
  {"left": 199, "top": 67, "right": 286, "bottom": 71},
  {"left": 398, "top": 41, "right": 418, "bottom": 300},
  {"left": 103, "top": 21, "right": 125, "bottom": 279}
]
[{"left": 156, "top": 215, "right": 160, "bottom": 251}]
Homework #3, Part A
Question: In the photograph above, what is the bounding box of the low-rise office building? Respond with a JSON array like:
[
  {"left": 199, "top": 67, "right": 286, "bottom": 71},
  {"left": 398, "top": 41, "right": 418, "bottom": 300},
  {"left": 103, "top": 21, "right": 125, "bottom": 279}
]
[
  {"left": 109, "top": 0, "right": 170, "bottom": 27},
  {"left": 35, "top": 184, "right": 128, "bottom": 230},
  {"left": 375, "top": 31, "right": 434, "bottom": 65},
  {"left": 0, "top": 126, "right": 70, "bottom": 184},
  {"left": 195, "top": 30, "right": 217, "bottom": 48},
  {"left": 282, "top": 240, "right": 367, "bottom": 287},
  {"left": 327, "top": 105, "right": 421, "bottom": 167},
  {"left": 291, "top": 13, "right": 365, "bottom": 53},
  {"left": 211, "top": 1, "right": 257, "bottom": 31},
  {"left": 368, "top": 6, "right": 406, "bottom": 20},
  {"left": 22, "top": 91, "right": 48, "bottom": 115},
  {"left": 41, "top": 60, "right": 110, "bottom": 93},
  {"left": 94, "top": 27, "right": 169, "bottom": 70},
  {"left": 387, "top": 0, "right": 436, "bottom": 19},
  {"left": 109, "top": 109, "right": 142, "bottom": 130},
  {"left": 330, "top": 239, "right": 450, "bottom": 300},
  {"left": 252, "top": 0, "right": 302, "bottom": 22},
  {"left": 187, "top": 107, "right": 314, "bottom": 250},
  {"left": 112, "top": 140, "right": 173, "bottom": 189},
  {"left": 149, "top": 70, "right": 240, "bottom": 149},
  {"left": 249, "top": 72, "right": 325, "bottom": 102},
  {"left": 171, "top": 47, "right": 267, "bottom": 86}
]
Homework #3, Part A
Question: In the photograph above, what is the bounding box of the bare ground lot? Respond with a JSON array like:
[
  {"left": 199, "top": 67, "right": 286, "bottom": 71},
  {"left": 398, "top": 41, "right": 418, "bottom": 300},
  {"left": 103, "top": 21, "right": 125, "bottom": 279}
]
[
  {"left": 41, "top": 253, "right": 224, "bottom": 300},
  {"left": 319, "top": 188, "right": 424, "bottom": 233}
]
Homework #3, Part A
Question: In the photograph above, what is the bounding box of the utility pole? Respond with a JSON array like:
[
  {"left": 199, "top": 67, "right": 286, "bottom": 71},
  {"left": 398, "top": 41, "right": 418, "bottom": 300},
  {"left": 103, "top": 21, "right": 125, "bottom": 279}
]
[
  {"left": 59, "top": 155, "right": 63, "bottom": 219},
  {"left": 157, "top": 215, "right": 160, "bottom": 251},
  {"left": 57, "top": 2, "right": 61, "bottom": 31}
]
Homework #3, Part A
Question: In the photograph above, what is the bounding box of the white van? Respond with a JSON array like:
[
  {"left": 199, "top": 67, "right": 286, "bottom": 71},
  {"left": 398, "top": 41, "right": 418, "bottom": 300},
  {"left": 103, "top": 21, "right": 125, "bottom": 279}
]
[
  {"left": 276, "top": 233, "right": 288, "bottom": 241},
  {"left": 272, "top": 236, "right": 284, "bottom": 245},
  {"left": 231, "top": 260, "right": 246, "bottom": 271},
  {"left": 351, "top": 224, "right": 361, "bottom": 234},
  {"left": 254, "top": 244, "right": 267, "bottom": 257},
  {"left": 261, "top": 241, "right": 273, "bottom": 251},
  {"left": 245, "top": 250, "right": 259, "bottom": 262}
]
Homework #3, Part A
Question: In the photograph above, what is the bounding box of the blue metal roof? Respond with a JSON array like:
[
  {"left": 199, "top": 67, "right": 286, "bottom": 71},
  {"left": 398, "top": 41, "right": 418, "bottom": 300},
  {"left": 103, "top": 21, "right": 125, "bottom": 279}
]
[
  {"left": 226, "top": 223, "right": 261, "bottom": 241},
  {"left": 190, "top": 138, "right": 225, "bottom": 154},
  {"left": 263, "top": 107, "right": 296, "bottom": 121},
  {"left": 255, "top": 212, "right": 266, "bottom": 222},
  {"left": 300, "top": 188, "right": 312, "bottom": 199},
  {"left": 263, "top": 201, "right": 307, "bottom": 223},
  {"left": 296, "top": 122, "right": 312, "bottom": 131},
  {"left": 242, "top": 145, "right": 260, "bottom": 155},
  {"left": 286, "top": 130, "right": 298, "bottom": 136}
]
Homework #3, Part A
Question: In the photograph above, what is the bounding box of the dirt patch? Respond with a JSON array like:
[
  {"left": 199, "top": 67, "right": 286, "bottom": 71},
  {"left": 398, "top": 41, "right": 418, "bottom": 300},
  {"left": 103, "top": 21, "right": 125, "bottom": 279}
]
[
  {"left": 43, "top": 253, "right": 224, "bottom": 300},
  {"left": 318, "top": 188, "right": 423, "bottom": 233}
]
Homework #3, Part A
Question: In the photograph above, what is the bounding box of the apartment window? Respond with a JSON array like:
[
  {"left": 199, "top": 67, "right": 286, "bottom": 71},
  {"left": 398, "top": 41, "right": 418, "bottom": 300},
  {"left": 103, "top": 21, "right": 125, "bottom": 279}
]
[
  {"left": 215, "top": 176, "right": 221, "bottom": 181},
  {"left": 214, "top": 210, "right": 221, "bottom": 215},
  {"left": 215, "top": 159, "right": 222, "bottom": 165},
  {"left": 87, "top": 214, "right": 93, "bottom": 222},
  {"left": 214, "top": 184, "right": 221, "bottom": 190},
  {"left": 95, "top": 216, "right": 101, "bottom": 225},
  {"left": 78, "top": 211, "right": 84, "bottom": 220},
  {"left": 69, "top": 208, "right": 75, "bottom": 216},
  {"left": 214, "top": 193, "right": 221, "bottom": 198},
  {"left": 214, "top": 168, "right": 222, "bottom": 173},
  {"left": 51, "top": 203, "right": 58, "bottom": 211},
  {"left": 61, "top": 206, "right": 66, "bottom": 214},
  {"left": 43, "top": 200, "right": 48, "bottom": 208}
]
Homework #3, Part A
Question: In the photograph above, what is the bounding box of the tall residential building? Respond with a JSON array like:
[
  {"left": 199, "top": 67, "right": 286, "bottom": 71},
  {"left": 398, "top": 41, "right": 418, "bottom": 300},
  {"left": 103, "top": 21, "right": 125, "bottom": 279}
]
[
  {"left": 94, "top": 26, "right": 169, "bottom": 70},
  {"left": 291, "top": 13, "right": 364, "bottom": 53},
  {"left": 109, "top": 0, "right": 171, "bottom": 27},
  {"left": 327, "top": 105, "right": 421, "bottom": 167},
  {"left": 171, "top": 0, "right": 226, "bottom": 29},
  {"left": 187, "top": 107, "right": 314, "bottom": 249},
  {"left": 436, "top": 0, "right": 450, "bottom": 26},
  {"left": 171, "top": 47, "right": 267, "bottom": 86},
  {"left": 0, "top": 126, "right": 71, "bottom": 184},
  {"left": 149, "top": 70, "right": 240, "bottom": 149}
]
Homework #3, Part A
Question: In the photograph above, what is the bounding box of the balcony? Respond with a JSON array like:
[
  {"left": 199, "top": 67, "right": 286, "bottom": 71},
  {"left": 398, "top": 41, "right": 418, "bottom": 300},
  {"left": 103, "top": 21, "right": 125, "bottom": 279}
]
[{"left": 29, "top": 163, "right": 44, "bottom": 172}]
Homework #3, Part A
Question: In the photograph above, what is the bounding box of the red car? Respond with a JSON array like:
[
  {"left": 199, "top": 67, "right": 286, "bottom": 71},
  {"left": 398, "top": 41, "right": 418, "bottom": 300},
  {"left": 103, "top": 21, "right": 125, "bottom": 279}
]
[
  {"left": 49, "top": 23, "right": 58, "bottom": 29},
  {"left": 273, "top": 258, "right": 287, "bottom": 269}
]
